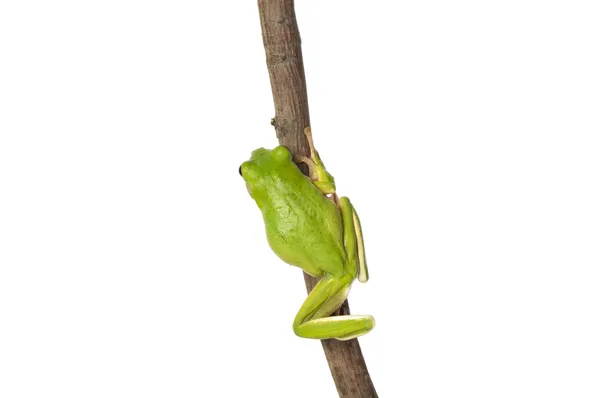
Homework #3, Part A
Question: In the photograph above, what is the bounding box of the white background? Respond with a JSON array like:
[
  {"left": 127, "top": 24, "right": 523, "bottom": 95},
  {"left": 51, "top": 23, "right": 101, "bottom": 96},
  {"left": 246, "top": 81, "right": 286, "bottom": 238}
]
[{"left": 1, "top": 1, "right": 599, "bottom": 397}]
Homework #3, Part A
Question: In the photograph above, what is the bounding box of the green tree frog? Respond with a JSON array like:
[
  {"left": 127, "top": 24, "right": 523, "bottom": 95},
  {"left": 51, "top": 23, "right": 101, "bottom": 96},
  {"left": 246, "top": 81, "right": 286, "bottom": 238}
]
[{"left": 239, "top": 127, "right": 375, "bottom": 340}]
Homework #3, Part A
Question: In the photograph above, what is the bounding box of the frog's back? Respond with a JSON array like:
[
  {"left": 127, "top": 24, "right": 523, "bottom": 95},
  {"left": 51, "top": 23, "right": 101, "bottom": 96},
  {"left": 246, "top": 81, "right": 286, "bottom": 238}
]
[{"left": 261, "top": 165, "right": 347, "bottom": 278}]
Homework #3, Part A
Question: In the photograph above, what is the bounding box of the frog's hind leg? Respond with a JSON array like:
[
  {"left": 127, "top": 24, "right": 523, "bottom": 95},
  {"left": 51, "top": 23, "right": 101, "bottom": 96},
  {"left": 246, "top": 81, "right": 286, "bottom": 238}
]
[
  {"left": 292, "top": 275, "right": 375, "bottom": 340},
  {"left": 338, "top": 196, "right": 369, "bottom": 283}
]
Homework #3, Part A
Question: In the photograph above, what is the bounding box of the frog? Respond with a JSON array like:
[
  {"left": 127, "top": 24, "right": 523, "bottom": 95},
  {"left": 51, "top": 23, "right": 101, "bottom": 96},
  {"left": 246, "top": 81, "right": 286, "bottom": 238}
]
[{"left": 239, "top": 127, "right": 374, "bottom": 340}]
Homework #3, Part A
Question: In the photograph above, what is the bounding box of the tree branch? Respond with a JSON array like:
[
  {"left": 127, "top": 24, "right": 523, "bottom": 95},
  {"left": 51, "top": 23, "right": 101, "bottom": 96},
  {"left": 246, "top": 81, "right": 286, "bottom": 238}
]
[{"left": 257, "top": 1, "right": 377, "bottom": 396}]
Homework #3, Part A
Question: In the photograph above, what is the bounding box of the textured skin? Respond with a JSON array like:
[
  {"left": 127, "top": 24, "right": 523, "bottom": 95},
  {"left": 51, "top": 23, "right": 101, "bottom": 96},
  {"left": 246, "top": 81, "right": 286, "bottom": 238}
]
[
  {"left": 240, "top": 146, "right": 352, "bottom": 280},
  {"left": 240, "top": 145, "right": 374, "bottom": 341}
]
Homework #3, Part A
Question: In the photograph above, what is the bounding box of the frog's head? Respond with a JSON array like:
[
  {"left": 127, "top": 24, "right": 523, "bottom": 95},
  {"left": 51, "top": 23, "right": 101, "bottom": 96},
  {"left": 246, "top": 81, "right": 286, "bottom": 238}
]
[{"left": 239, "top": 146, "right": 291, "bottom": 204}]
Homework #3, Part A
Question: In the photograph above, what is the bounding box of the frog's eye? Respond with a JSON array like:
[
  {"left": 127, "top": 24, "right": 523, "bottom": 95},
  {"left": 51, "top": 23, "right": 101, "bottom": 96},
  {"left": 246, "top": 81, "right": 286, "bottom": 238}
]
[
  {"left": 273, "top": 145, "right": 291, "bottom": 162},
  {"left": 239, "top": 161, "right": 258, "bottom": 181}
]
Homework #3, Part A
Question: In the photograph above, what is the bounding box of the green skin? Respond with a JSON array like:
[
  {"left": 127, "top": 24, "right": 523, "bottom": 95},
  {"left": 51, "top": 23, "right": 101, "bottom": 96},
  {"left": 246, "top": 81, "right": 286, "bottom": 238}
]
[{"left": 240, "top": 129, "right": 374, "bottom": 340}]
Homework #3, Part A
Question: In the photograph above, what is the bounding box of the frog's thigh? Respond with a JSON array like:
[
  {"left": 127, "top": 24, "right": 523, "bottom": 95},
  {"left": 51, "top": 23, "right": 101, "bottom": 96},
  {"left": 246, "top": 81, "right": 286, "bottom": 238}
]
[
  {"left": 339, "top": 196, "right": 369, "bottom": 283},
  {"left": 293, "top": 275, "right": 374, "bottom": 340},
  {"left": 295, "top": 314, "right": 375, "bottom": 341}
]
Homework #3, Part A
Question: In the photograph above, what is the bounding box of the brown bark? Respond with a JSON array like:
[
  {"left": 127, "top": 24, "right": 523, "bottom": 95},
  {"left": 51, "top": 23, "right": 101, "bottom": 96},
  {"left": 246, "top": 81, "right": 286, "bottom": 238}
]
[{"left": 257, "top": 1, "right": 377, "bottom": 397}]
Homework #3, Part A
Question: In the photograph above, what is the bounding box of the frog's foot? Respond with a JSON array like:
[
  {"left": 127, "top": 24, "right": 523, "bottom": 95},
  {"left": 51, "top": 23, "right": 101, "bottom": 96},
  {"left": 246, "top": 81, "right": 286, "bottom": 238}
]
[
  {"left": 303, "top": 127, "right": 328, "bottom": 172},
  {"left": 303, "top": 126, "right": 320, "bottom": 164},
  {"left": 292, "top": 275, "right": 375, "bottom": 340}
]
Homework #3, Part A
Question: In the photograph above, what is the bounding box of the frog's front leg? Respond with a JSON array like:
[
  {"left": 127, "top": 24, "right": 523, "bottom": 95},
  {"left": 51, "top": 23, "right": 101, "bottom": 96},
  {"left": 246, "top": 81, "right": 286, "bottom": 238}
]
[
  {"left": 294, "top": 127, "right": 337, "bottom": 195},
  {"left": 292, "top": 274, "right": 375, "bottom": 340}
]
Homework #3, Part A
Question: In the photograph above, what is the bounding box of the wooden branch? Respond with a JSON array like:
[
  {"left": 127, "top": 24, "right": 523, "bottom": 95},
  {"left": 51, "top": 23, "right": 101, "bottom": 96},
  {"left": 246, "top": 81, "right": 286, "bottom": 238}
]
[{"left": 257, "top": 1, "right": 377, "bottom": 397}]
